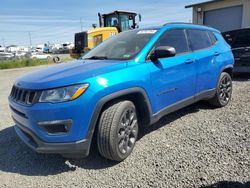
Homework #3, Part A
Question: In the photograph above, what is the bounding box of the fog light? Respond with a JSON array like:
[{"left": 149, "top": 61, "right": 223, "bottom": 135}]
[{"left": 38, "top": 119, "right": 72, "bottom": 134}]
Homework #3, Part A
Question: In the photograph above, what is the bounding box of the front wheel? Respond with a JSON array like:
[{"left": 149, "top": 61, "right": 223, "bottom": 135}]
[
  {"left": 209, "top": 72, "right": 232, "bottom": 107},
  {"left": 97, "top": 101, "right": 139, "bottom": 161}
]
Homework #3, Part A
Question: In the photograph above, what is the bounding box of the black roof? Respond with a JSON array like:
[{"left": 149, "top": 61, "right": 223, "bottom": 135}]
[{"left": 102, "top": 10, "right": 137, "bottom": 16}]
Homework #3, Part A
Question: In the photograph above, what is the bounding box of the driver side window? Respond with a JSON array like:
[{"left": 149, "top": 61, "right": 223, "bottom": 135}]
[{"left": 155, "top": 29, "right": 189, "bottom": 55}]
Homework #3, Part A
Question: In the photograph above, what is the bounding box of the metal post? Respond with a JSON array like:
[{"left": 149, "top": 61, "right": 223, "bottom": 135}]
[
  {"left": 28, "top": 32, "right": 32, "bottom": 47},
  {"left": 2, "top": 38, "right": 5, "bottom": 47}
]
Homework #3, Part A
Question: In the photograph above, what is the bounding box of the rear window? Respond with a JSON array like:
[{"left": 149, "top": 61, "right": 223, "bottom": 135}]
[
  {"left": 223, "top": 29, "right": 250, "bottom": 48},
  {"left": 234, "top": 30, "right": 250, "bottom": 48},
  {"left": 187, "top": 29, "right": 212, "bottom": 51},
  {"left": 208, "top": 31, "right": 217, "bottom": 45}
]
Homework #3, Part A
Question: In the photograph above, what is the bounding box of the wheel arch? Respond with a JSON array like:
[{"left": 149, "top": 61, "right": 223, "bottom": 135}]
[
  {"left": 216, "top": 65, "right": 233, "bottom": 86},
  {"left": 222, "top": 66, "right": 233, "bottom": 77},
  {"left": 85, "top": 87, "right": 153, "bottom": 152}
]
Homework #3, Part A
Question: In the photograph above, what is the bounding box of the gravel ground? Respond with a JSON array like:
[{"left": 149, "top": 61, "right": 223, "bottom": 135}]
[{"left": 0, "top": 66, "right": 249, "bottom": 188}]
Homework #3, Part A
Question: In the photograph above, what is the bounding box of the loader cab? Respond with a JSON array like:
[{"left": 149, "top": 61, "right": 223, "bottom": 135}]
[
  {"left": 99, "top": 10, "right": 141, "bottom": 32},
  {"left": 70, "top": 10, "right": 141, "bottom": 59}
]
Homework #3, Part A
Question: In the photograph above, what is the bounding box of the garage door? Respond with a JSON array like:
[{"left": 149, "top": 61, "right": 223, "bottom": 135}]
[{"left": 204, "top": 5, "right": 243, "bottom": 32}]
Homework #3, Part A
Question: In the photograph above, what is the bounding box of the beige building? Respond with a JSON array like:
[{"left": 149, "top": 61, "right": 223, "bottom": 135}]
[{"left": 185, "top": 0, "right": 250, "bottom": 32}]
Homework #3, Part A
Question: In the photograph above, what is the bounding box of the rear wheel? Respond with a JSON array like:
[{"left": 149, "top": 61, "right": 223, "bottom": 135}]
[
  {"left": 97, "top": 101, "right": 138, "bottom": 161},
  {"left": 209, "top": 72, "right": 232, "bottom": 107}
]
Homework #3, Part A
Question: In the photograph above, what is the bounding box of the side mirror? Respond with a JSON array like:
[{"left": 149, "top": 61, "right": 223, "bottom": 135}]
[{"left": 150, "top": 46, "right": 176, "bottom": 61}]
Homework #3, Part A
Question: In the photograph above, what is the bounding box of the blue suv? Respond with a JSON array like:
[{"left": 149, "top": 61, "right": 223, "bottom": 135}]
[{"left": 9, "top": 23, "right": 234, "bottom": 161}]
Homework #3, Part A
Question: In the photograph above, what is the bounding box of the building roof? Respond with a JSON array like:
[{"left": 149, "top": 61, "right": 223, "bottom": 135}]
[{"left": 185, "top": 0, "right": 223, "bottom": 8}]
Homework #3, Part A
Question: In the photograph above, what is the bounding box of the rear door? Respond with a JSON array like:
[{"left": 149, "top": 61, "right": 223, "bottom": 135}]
[
  {"left": 187, "top": 29, "right": 218, "bottom": 93},
  {"left": 148, "top": 29, "right": 197, "bottom": 113}
]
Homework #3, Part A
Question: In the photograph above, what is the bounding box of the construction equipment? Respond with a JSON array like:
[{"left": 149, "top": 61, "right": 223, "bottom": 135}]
[{"left": 70, "top": 10, "right": 141, "bottom": 58}]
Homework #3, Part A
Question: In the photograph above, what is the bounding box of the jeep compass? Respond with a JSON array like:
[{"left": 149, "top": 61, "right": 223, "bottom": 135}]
[{"left": 9, "top": 23, "right": 234, "bottom": 161}]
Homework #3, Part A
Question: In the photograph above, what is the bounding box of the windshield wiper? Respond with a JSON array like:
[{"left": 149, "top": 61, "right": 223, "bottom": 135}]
[{"left": 84, "top": 56, "right": 108, "bottom": 60}]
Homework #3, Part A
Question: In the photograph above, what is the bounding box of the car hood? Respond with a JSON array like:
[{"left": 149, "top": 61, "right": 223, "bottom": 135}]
[{"left": 15, "top": 59, "right": 127, "bottom": 90}]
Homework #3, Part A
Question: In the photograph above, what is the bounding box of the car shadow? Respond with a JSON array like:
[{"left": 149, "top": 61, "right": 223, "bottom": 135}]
[
  {"left": 0, "top": 126, "right": 117, "bottom": 176},
  {"left": 0, "top": 101, "right": 215, "bottom": 176},
  {"left": 201, "top": 181, "right": 250, "bottom": 188},
  {"left": 138, "top": 101, "right": 215, "bottom": 140}
]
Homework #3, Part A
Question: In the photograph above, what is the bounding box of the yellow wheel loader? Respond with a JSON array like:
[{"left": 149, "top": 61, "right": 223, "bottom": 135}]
[{"left": 70, "top": 10, "right": 141, "bottom": 58}]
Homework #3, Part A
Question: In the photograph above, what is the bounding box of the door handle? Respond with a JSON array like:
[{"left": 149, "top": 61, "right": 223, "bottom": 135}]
[
  {"left": 185, "top": 59, "right": 194, "bottom": 64},
  {"left": 214, "top": 52, "right": 220, "bottom": 56}
]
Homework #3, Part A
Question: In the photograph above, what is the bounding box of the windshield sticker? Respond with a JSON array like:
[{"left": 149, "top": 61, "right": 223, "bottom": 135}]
[
  {"left": 123, "top": 54, "right": 131, "bottom": 58},
  {"left": 137, "top": 30, "right": 157, "bottom": 34}
]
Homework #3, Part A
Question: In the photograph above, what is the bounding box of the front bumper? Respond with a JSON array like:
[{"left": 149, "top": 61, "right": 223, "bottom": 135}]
[
  {"left": 14, "top": 119, "right": 90, "bottom": 156},
  {"left": 8, "top": 95, "right": 95, "bottom": 143},
  {"left": 8, "top": 87, "right": 97, "bottom": 156}
]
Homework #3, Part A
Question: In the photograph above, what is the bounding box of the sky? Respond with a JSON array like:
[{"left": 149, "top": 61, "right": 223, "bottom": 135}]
[{"left": 0, "top": 0, "right": 202, "bottom": 46}]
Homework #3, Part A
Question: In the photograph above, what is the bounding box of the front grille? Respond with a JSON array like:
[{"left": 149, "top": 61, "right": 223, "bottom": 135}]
[{"left": 10, "top": 85, "right": 40, "bottom": 105}]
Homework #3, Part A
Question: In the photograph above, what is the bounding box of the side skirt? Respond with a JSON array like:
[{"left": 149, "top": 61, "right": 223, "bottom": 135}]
[{"left": 150, "top": 89, "right": 216, "bottom": 124}]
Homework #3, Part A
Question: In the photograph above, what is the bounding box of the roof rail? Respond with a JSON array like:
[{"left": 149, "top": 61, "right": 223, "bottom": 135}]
[{"left": 163, "top": 22, "right": 202, "bottom": 26}]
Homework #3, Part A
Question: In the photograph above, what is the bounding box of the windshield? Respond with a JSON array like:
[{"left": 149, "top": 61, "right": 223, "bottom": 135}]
[
  {"left": 105, "top": 14, "right": 119, "bottom": 27},
  {"left": 82, "top": 29, "right": 157, "bottom": 60}
]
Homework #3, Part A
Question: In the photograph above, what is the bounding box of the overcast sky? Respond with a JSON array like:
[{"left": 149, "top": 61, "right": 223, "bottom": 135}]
[{"left": 0, "top": 0, "right": 201, "bottom": 46}]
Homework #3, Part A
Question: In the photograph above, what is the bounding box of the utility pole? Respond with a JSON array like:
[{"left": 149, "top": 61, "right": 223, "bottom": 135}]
[
  {"left": 28, "top": 32, "right": 32, "bottom": 47},
  {"left": 80, "top": 18, "right": 83, "bottom": 31},
  {"left": 2, "top": 38, "right": 5, "bottom": 47}
]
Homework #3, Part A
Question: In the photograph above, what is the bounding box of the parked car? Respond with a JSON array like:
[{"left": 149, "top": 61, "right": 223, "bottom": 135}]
[
  {"left": 31, "top": 52, "right": 52, "bottom": 60},
  {"left": 15, "top": 52, "right": 28, "bottom": 59},
  {"left": 0, "top": 52, "right": 14, "bottom": 60},
  {"left": 9, "top": 23, "right": 234, "bottom": 161},
  {"left": 223, "top": 28, "right": 250, "bottom": 73},
  {"left": 0, "top": 46, "right": 6, "bottom": 52}
]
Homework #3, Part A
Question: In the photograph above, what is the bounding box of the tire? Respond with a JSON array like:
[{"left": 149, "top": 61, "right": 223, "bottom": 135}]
[
  {"left": 209, "top": 72, "right": 232, "bottom": 107},
  {"left": 53, "top": 56, "right": 60, "bottom": 63},
  {"left": 97, "top": 101, "right": 139, "bottom": 161}
]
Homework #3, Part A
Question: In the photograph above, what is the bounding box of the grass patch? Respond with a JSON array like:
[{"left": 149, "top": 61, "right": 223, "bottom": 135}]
[
  {"left": 0, "top": 57, "right": 73, "bottom": 69},
  {"left": 0, "top": 58, "right": 52, "bottom": 69}
]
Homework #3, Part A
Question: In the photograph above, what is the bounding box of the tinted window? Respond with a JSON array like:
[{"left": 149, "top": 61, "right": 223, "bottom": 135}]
[
  {"left": 223, "top": 30, "right": 237, "bottom": 46},
  {"left": 188, "top": 29, "right": 212, "bottom": 51},
  {"left": 223, "top": 29, "right": 250, "bottom": 48},
  {"left": 208, "top": 31, "right": 217, "bottom": 45},
  {"left": 234, "top": 30, "right": 250, "bottom": 48},
  {"left": 155, "top": 29, "right": 189, "bottom": 54}
]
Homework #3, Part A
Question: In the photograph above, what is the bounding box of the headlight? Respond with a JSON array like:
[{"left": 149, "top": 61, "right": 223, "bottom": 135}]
[{"left": 39, "top": 84, "right": 89, "bottom": 103}]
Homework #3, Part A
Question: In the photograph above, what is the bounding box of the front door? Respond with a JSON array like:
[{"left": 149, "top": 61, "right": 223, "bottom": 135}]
[{"left": 148, "top": 29, "right": 197, "bottom": 113}]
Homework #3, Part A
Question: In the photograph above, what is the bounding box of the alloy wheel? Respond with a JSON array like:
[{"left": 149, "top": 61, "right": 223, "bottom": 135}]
[
  {"left": 117, "top": 108, "right": 138, "bottom": 154},
  {"left": 219, "top": 74, "right": 232, "bottom": 105}
]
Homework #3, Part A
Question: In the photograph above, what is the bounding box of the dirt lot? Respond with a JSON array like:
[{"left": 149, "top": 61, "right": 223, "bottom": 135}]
[{"left": 0, "top": 65, "right": 249, "bottom": 188}]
